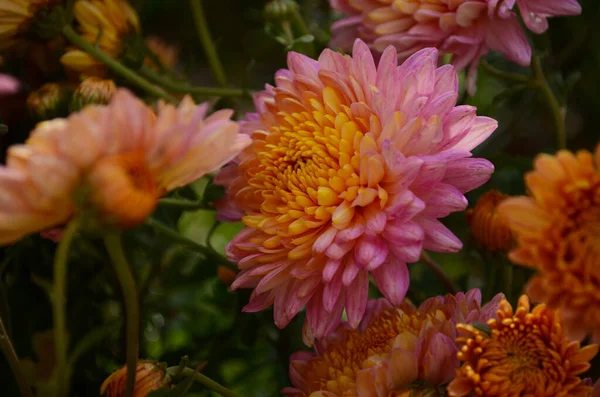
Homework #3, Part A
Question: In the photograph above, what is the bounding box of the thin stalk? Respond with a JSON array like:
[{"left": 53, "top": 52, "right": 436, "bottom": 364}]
[
  {"left": 189, "top": 0, "right": 227, "bottom": 87},
  {"left": 179, "top": 367, "right": 240, "bottom": 397},
  {"left": 531, "top": 55, "right": 567, "bottom": 149},
  {"left": 290, "top": 6, "right": 315, "bottom": 57},
  {"left": 502, "top": 261, "right": 514, "bottom": 304},
  {"left": 481, "top": 60, "right": 529, "bottom": 83},
  {"left": 419, "top": 251, "right": 457, "bottom": 294},
  {"left": 0, "top": 315, "right": 33, "bottom": 397},
  {"left": 52, "top": 218, "right": 80, "bottom": 397},
  {"left": 140, "top": 67, "right": 246, "bottom": 97},
  {"left": 158, "top": 197, "right": 211, "bottom": 211},
  {"left": 104, "top": 233, "right": 139, "bottom": 397},
  {"left": 62, "top": 25, "right": 177, "bottom": 103},
  {"left": 146, "top": 218, "right": 234, "bottom": 269}
]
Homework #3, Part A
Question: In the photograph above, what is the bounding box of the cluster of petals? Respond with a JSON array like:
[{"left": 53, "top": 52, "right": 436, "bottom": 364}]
[
  {"left": 448, "top": 295, "right": 598, "bottom": 397},
  {"left": 329, "top": 0, "right": 581, "bottom": 93},
  {"left": 283, "top": 289, "right": 503, "bottom": 397},
  {"left": 0, "top": 89, "right": 250, "bottom": 244},
  {"left": 498, "top": 145, "right": 600, "bottom": 342},
  {"left": 215, "top": 39, "right": 497, "bottom": 339}
]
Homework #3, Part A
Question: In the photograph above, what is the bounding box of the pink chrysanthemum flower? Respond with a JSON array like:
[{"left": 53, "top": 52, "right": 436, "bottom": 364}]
[
  {"left": 329, "top": 0, "right": 581, "bottom": 94},
  {"left": 215, "top": 40, "right": 497, "bottom": 338},
  {"left": 0, "top": 89, "right": 250, "bottom": 244},
  {"left": 282, "top": 290, "right": 504, "bottom": 397}
]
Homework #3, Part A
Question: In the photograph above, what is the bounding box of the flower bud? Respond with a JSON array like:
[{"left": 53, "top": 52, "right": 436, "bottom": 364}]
[
  {"left": 217, "top": 266, "right": 237, "bottom": 286},
  {"left": 263, "top": 0, "right": 298, "bottom": 22},
  {"left": 100, "top": 360, "right": 169, "bottom": 397},
  {"left": 466, "top": 190, "right": 513, "bottom": 252},
  {"left": 70, "top": 77, "right": 116, "bottom": 111},
  {"left": 26, "top": 82, "right": 71, "bottom": 120}
]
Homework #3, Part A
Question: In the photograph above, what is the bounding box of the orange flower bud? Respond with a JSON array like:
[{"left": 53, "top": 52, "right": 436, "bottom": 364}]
[
  {"left": 100, "top": 360, "right": 168, "bottom": 397},
  {"left": 466, "top": 190, "right": 513, "bottom": 252}
]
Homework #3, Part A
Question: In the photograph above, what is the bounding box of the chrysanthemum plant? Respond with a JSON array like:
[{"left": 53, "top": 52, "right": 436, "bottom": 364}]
[{"left": 0, "top": 1, "right": 598, "bottom": 397}]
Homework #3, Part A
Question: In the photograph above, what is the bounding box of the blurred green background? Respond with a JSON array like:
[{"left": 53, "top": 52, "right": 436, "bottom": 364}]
[{"left": 1, "top": 0, "right": 600, "bottom": 395}]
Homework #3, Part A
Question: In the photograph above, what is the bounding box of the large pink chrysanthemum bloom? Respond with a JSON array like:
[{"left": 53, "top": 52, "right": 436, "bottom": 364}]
[
  {"left": 215, "top": 40, "right": 497, "bottom": 339},
  {"left": 329, "top": 0, "right": 581, "bottom": 94},
  {"left": 282, "top": 289, "right": 504, "bottom": 397},
  {"left": 0, "top": 89, "right": 250, "bottom": 244}
]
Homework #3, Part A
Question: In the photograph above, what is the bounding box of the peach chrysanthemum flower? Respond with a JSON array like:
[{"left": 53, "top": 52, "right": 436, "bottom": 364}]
[
  {"left": 448, "top": 295, "right": 598, "bottom": 397},
  {"left": 0, "top": 0, "right": 65, "bottom": 49},
  {"left": 0, "top": 89, "right": 250, "bottom": 244},
  {"left": 61, "top": 0, "right": 140, "bottom": 78},
  {"left": 329, "top": 0, "right": 581, "bottom": 94},
  {"left": 215, "top": 39, "right": 497, "bottom": 338},
  {"left": 100, "top": 360, "right": 169, "bottom": 397},
  {"left": 283, "top": 290, "right": 503, "bottom": 397},
  {"left": 466, "top": 189, "right": 512, "bottom": 252},
  {"left": 498, "top": 146, "right": 600, "bottom": 342}
]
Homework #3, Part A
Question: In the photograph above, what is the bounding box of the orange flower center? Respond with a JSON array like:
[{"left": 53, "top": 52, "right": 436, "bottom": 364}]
[
  {"left": 242, "top": 87, "right": 387, "bottom": 261},
  {"left": 87, "top": 151, "right": 159, "bottom": 227}
]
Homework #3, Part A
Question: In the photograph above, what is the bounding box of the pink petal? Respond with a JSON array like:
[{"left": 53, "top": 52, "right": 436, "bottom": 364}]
[
  {"left": 354, "top": 234, "right": 388, "bottom": 269},
  {"left": 485, "top": 17, "right": 532, "bottom": 66},
  {"left": 345, "top": 270, "right": 369, "bottom": 329},
  {"left": 372, "top": 260, "right": 410, "bottom": 305},
  {"left": 417, "top": 217, "right": 463, "bottom": 252},
  {"left": 442, "top": 157, "right": 494, "bottom": 193}
]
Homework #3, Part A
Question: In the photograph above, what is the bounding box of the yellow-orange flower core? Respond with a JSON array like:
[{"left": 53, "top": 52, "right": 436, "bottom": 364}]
[
  {"left": 498, "top": 147, "right": 600, "bottom": 341},
  {"left": 87, "top": 151, "right": 159, "bottom": 227},
  {"left": 466, "top": 190, "right": 513, "bottom": 252},
  {"left": 448, "top": 295, "right": 598, "bottom": 397},
  {"left": 100, "top": 360, "right": 167, "bottom": 397}
]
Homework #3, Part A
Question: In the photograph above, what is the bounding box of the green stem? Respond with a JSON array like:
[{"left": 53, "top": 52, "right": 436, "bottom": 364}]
[
  {"left": 52, "top": 218, "right": 80, "bottom": 397},
  {"left": 104, "top": 233, "right": 139, "bottom": 397},
  {"left": 158, "top": 197, "right": 211, "bottom": 210},
  {"left": 419, "top": 251, "right": 457, "bottom": 294},
  {"left": 0, "top": 314, "right": 33, "bottom": 397},
  {"left": 503, "top": 260, "right": 514, "bottom": 304},
  {"left": 189, "top": 0, "right": 227, "bottom": 87},
  {"left": 290, "top": 7, "right": 315, "bottom": 57},
  {"left": 481, "top": 60, "right": 529, "bottom": 83},
  {"left": 179, "top": 367, "right": 240, "bottom": 397},
  {"left": 146, "top": 218, "right": 234, "bottom": 269},
  {"left": 61, "top": 25, "right": 177, "bottom": 103},
  {"left": 531, "top": 55, "right": 567, "bottom": 149},
  {"left": 140, "top": 67, "right": 246, "bottom": 97}
]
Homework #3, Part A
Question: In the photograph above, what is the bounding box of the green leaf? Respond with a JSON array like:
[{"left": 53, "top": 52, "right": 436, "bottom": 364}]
[{"left": 178, "top": 210, "right": 217, "bottom": 246}]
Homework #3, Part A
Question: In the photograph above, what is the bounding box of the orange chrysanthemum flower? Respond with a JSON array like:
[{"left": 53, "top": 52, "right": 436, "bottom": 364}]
[
  {"left": 61, "top": 0, "right": 140, "bottom": 77},
  {"left": 498, "top": 146, "right": 600, "bottom": 341},
  {"left": 283, "top": 290, "right": 503, "bottom": 397},
  {"left": 448, "top": 295, "right": 598, "bottom": 397},
  {"left": 0, "top": 89, "right": 250, "bottom": 244},
  {"left": 466, "top": 190, "right": 513, "bottom": 252},
  {"left": 101, "top": 360, "right": 169, "bottom": 397}
]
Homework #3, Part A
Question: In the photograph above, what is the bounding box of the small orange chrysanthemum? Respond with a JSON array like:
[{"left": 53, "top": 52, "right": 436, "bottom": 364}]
[
  {"left": 448, "top": 295, "right": 598, "bottom": 397},
  {"left": 466, "top": 190, "right": 513, "bottom": 252},
  {"left": 498, "top": 146, "right": 600, "bottom": 341},
  {"left": 100, "top": 360, "right": 168, "bottom": 397}
]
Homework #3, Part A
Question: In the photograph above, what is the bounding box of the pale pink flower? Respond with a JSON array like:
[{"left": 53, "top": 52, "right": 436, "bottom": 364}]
[
  {"left": 330, "top": 0, "right": 580, "bottom": 94},
  {"left": 215, "top": 40, "right": 497, "bottom": 339},
  {"left": 0, "top": 89, "right": 250, "bottom": 244},
  {"left": 282, "top": 290, "right": 504, "bottom": 397}
]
